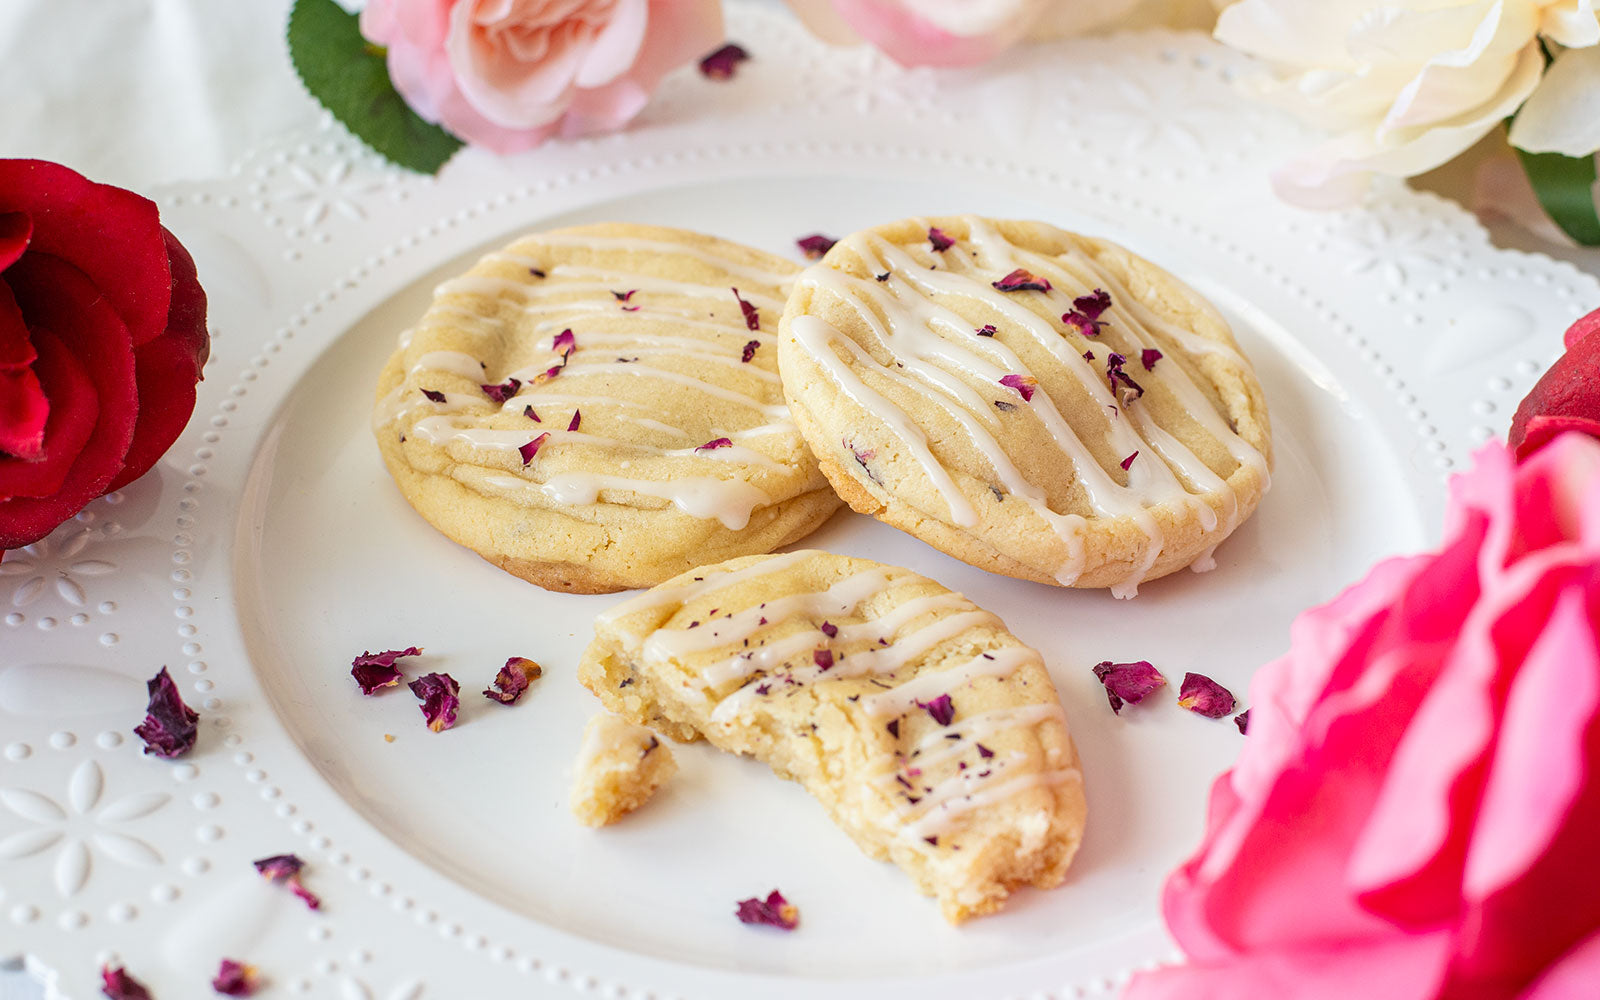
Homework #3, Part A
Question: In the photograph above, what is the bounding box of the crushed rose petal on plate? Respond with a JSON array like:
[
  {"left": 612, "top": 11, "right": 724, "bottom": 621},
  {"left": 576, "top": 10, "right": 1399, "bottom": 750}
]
[
  {"left": 736, "top": 889, "right": 799, "bottom": 930},
  {"left": 101, "top": 965, "right": 154, "bottom": 1000},
  {"left": 1093, "top": 660, "right": 1168, "bottom": 714},
  {"left": 992, "top": 268, "right": 1051, "bottom": 292},
  {"left": 1121, "top": 451, "right": 1139, "bottom": 471},
  {"left": 420, "top": 388, "right": 446, "bottom": 404},
  {"left": 1141, "top": 348, "right": 1163, "bottom": 371},
  {"left": 567, "top": 409, "right": 582, "bottom": 432},
  {"left": 350, "top": 646, "right": 422, "bottom": 695},
  {"left": 698, "top": 42, "right": 750, "bottom": 80},
  {"left": 813, "top": 648, "right": 834, "bottom": 670},
  {"left": 927, "top": 226, "right": 955, "bottom": 251},
  {"left": 1234, "top": 708, "right": 1251, "bottom": 734},
  {"left": 696, "top": 437, "right": 733, "bottom": 451},
  {"left": 552, "top": 328, "right": 576, "bottom": 356},
  {"left": 484, "top": 657, "right": 542, "bottom": 705},
  {"left": 976, "top": 324, "right": 998, "bottom": 337},
  {"left": 1177, "top": 672, "right": 1237, "bottom": 719},
  {"left": 1105, "top": 352, "right": 1145, "bottom": 398},
  {"left": 211, "top": 959, "right": 258, "bottom": 996},
  {"left": 796, "top": 234, "right": 836, "bottom": 259},
  {"left": 410, "top": 671, "right": 461, "bottom": 732},
  {"left": 253, "top": 853, "right": 321, "bottom": 910},
  {"left": 134, "top": 666, "right": 199, "bottom": 758},
  {"left": 741, "top": 339, "right": 759, "bottom": 362}
]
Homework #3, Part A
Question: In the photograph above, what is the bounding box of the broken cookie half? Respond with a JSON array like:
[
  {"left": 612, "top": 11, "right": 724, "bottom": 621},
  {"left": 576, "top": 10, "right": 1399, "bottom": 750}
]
[{"left": 578, "top": 549, "right": 1086, "bottom": 923}]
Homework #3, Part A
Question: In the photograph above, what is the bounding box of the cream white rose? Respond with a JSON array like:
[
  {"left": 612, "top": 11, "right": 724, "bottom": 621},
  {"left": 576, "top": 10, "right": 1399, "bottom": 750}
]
[{"left": 1214, "top": 0, "right": 1600, "bottom": 207}]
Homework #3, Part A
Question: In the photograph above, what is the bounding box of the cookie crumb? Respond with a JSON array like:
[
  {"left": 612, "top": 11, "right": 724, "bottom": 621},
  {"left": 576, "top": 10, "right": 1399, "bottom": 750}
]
[{"left": 571, "top": 714, "right": 677, "bottom": 827}]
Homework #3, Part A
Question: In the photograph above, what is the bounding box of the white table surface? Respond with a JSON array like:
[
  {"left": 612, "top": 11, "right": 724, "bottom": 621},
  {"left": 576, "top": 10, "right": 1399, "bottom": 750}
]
[{"left": 4, "top": 2, "right": 1599, "bottom": 997}]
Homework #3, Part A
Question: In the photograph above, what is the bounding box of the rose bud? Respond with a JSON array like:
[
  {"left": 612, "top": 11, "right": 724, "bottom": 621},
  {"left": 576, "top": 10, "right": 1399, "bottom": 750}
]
[
  {"left": 1126, "top": 436, "right": 1600, "bottom": 1000},
  {"left": 0, "top": 159, "right": 208, "bottom": 554}
]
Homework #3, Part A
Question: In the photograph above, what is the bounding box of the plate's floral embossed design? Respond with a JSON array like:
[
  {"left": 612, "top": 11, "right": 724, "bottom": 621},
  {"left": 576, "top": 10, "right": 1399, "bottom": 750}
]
[{"left": 1, "top": 8, "right": 1595, "bottom": 999}]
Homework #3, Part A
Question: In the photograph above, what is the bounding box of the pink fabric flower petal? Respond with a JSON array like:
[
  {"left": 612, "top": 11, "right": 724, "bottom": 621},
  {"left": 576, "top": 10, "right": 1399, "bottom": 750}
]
[
  {"left": 828, "top": 0, "right": 1027, "bottom": 67},
  {"left": 1519, "top": 927, "right": 1600, "bottom": 1000}
]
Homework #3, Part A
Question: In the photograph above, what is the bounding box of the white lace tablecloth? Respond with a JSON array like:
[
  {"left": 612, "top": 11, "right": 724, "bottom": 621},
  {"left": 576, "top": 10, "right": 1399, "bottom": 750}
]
[{"left": 3, "top": 2, "right": 1600, "bottom": 998}]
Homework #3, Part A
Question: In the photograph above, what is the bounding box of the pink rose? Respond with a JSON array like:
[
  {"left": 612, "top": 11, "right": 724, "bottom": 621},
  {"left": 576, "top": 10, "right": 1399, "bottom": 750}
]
[
  {"left": 781, "top": 0, "right": 1191, "bottom": 66},
  {"left": 1126, "top": 436, "right": 1600, "bottom": 1000},
  {"left": 360, "top": 0, "right": 725, "bottom": 154},
  {"left": 782, "top": 0, "right": 1041, "bottom": 66}
]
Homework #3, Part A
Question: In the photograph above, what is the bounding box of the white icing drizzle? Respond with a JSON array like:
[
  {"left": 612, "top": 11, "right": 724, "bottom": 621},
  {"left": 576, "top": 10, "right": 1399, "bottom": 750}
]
[
  {"left": 788, "top": 216, "right": 1270, "bottom": 596},
  {"left": 380, "top": 229, "right": 800, "bottom": 527},
  {"left": 604, "top": 554, "right": 1075, "bottom": 845},
  {"left": 860, "top": 648, "right": 1037, "bottom": 717},
  {"left": 497, "top": 238, "right": 795, "bottom": 287}
]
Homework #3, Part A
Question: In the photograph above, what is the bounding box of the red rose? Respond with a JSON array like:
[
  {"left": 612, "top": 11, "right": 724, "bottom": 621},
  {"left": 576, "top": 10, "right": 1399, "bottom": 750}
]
[{"left": 0, "top": 159, "right": 208, "bottom": 552}]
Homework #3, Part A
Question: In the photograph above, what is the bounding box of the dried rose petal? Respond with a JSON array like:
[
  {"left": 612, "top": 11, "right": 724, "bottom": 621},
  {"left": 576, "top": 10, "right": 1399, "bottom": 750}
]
[
  {"left": 741, "top": 339, "right": 759, "bottom": 363},
  {"left": 1104, "top": 352, "right": 1145, "bottom": 398},
  {"left": 736, "top": 889, "right": 799, "bottom": 930},
  {"left": 524, "top": 404, "right": 540, "bottom": 422},
  {"left": 253, "top": 853, "right": 304, "bottom": 881},
  {"left": 928, "top": 227, "right": 955, "bottom": 252},
  {"left": 290, "top": 881, "right": 322, "bottom": 910},
  {"left": 134, "top": 666, "right": 199, "bottom": 758},
  {"left": 999, "top": 374, "right": 1038, "bottom": 402},
  {"left": 917, "top": 693, "right": 955, "bottom": 726},
  {"left": 813, "top": 648, "right": 834, "bottom": 671},
  {"left": 1073, "top": 288, "right": 1112, "bottom": 319},
  {"left": 611, "top": 289, "right": 636, "bottom": 302},
  {"left": 976, "top": 743, "right": 994, "bottom": 759},
  {"left": 481, "top": 378, "right": 520, "bottom": 403},
  {"left": 993, "top": 269, "right": 1051, "bottom": 293},
  {"left": 1141, "top": 348, "right": 1163, "bottom": 371},
  {"left": 886, "top": 719, "right": 900, "bottom": 738},
  {"left": 420, "top": 388, "right": 446, "bottom": 404},
  {"left": 796, "top": 234, "right": 836, "bottom": 259},
  {"left": 732, "top": 288, "right": 759, "bottom": 331},
  {"left": 699, "top": 42, "right": 750, "bottom": 80},
  {"left": 350, "top": 647, "right": 421, "bottom": 695},
  {"left": 1234, "top": 708, "right": 1251, "bottom": 734},
  {"left": 528, "top": 267, "right": 546, "bottom": 278},
  {"left": 409, "top": 672, "right": 461, "bottom": 732},
  {"left": 532, "top": 359, "right": 566, "bottom": 385},
  {"left": 994, "top": 400, "right": 1017, "bottom": 413},
  {"left": 1083, "top": 350, "right": 1095, "bottom": 361},
  {"left": 519, "top": 432, "right": 550, "bottom": 465},
  {"left": 567, "top": 409, "right": 582, "bottom": 432},
  {"left": 1063, "top": 310, "right": 1105, "bottom": 337},
  {"left": 820, "top": 621, "right": 838, "bottom": 638},
  {"left": 696, "top": 437, "right": 733, "bottom": 451},
  {"left": 1093, "top": 660, "right": 1167, "bottom": 714},
  {"left": 1178, "top": 671, "right": 1237, "bottom": 719},
  {"left": 1121, "top": 451, "right": 1139, "bottom": 471},
  {"left": 552, "top": 329, "right": 576, "bottom": 356},
  {"left": 976, "top": 324, "right": 998, "bottom": 337},
  {"left": 875, "top": 272, "right": 889, "bottom": 282},
  {"left": 101, "top": 966, "right": 154, "bottom": 1000},
  {"left": 212, "top": 959, "right": 258, "bottom": 997},
  {"left": 484, "top": 657, "right": 542, "bottom": 705}
]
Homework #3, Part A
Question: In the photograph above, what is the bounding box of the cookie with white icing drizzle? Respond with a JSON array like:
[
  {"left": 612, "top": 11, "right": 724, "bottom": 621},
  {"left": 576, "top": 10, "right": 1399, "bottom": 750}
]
[
  {"left": 778, "top": 216, "right": 1272, "bottom": 597},
  {"left": 578, "top": 549, "right": 1086, "bottom": 923},
  {"left": 372, "top": 223, "right": 841, "bottom": 593}
]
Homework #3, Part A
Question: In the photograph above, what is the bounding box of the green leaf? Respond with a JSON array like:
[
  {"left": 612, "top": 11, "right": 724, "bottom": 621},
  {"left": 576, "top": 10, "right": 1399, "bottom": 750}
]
[
  {"left": 286, "top": 0, "right": 462, "bottom": 175},
  {"left": 1516, "top": 145, "right": 1600, "bottom": 246}
]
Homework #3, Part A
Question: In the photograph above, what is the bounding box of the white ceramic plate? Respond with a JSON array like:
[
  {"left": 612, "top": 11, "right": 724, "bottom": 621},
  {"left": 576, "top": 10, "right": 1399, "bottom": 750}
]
[{"left": 4, "top": 9, "right": 1595, "bottom": 999}]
